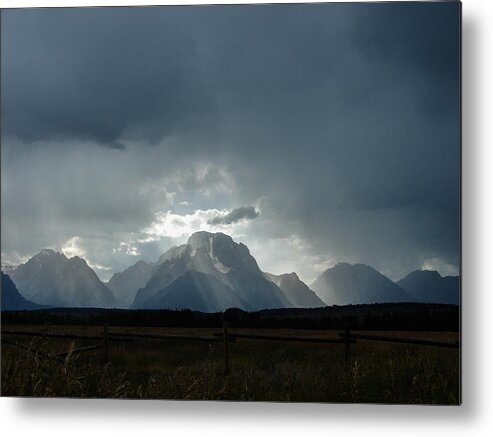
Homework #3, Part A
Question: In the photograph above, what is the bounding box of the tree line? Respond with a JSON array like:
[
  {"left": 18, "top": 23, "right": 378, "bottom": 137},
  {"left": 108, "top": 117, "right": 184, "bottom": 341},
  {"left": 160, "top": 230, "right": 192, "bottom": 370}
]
[{"left": 1, "top": 302, "right": 459, "bottom": 331}]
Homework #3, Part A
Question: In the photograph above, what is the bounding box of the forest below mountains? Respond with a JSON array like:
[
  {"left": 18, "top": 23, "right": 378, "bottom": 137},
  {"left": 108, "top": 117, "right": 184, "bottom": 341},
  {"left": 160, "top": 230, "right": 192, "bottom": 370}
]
[{"left": 2, "top": 302, "right": 459, "bottom": 332}]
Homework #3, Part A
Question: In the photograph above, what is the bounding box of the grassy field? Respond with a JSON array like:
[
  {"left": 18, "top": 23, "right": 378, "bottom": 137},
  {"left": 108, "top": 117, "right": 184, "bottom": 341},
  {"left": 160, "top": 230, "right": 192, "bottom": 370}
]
[{"left": 1, "top": 324, "right": 460, "bottom": 404}]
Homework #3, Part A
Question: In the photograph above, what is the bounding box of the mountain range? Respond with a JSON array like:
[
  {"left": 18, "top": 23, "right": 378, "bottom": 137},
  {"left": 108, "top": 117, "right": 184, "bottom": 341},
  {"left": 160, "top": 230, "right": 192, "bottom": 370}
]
[{"left": 1, "top": 231, "right": 460, "bottom": 311}]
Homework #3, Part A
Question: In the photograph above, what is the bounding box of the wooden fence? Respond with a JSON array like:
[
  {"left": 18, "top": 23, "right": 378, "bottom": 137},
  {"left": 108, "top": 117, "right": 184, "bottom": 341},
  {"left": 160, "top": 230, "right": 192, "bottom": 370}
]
[{"left": 1, "top": 323, "right": 459, "bottom": 374}]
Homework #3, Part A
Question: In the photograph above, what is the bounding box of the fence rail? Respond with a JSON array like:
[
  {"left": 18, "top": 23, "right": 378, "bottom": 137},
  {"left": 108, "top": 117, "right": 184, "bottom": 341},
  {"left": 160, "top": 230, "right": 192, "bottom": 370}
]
[
  {"left": 213, "top": 332, "right": 355, "bottom": 344},
  {"left": 338, "top": 332, "right": 459, "bottom": 349},
  {"left": 1, "top": 329, "right": 131, "bottom": 342},
  {"left": 1, "top": 337, "right": 65, "bottom": 363},
  {"left": 108, "top": 331, "right": 224, "bottom": 343},
  {"left": 2, "top": 324, "right": 459, "bottom": 373}
]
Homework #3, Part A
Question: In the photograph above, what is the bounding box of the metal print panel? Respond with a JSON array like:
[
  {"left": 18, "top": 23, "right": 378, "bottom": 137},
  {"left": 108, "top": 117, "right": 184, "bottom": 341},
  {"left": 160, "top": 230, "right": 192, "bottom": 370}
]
[{"left": 0, "top": 1, "right": 461, "bottom": 404}]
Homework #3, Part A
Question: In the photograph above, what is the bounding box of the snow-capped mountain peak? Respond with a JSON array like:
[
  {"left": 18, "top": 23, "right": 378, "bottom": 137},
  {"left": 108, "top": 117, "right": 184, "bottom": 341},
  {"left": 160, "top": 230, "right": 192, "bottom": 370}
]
[{"left": 132, "top": 231, "right": 292, "bottom": 310}]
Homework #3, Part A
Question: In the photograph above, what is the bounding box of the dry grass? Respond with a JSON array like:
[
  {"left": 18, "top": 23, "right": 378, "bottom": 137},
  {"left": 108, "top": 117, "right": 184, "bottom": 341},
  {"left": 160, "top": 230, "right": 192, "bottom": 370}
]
[{"left": 1, "top": 325, "right": 460, "bottom": 404}]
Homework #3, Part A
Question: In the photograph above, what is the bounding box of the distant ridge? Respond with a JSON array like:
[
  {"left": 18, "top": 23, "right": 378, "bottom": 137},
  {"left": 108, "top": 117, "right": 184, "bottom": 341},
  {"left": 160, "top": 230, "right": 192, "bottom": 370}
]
[
  {"left": 311, "top": 263, "right": 414, "bottom": 305},
  {"left": 106, "top": 260, "right": 156, "bottom": 307},
  {"left": 264, "top": 272, "right": 326, "bottom": 308},
  {"left": 397, "top": 270, "right": 459, "bottom": 305}
]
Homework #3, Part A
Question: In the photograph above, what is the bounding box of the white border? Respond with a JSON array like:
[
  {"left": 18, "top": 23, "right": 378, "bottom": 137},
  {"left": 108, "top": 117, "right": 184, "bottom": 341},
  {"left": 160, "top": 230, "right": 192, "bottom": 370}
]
[{"left": 2, "top": 0, "right": 493, "bottom": 436}]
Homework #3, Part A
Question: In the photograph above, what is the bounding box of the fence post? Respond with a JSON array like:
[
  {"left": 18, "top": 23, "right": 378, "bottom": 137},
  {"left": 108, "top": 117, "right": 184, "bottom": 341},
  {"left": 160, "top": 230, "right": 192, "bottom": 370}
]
[
  {"left": 103, "top": 324, "right": 109, "bottom": 364},
  {"left": 223, "top": 321, "right": 229, "bottom": 374},
  {"left": 344, "top": 322, "right": 350, "bottom": 363}
]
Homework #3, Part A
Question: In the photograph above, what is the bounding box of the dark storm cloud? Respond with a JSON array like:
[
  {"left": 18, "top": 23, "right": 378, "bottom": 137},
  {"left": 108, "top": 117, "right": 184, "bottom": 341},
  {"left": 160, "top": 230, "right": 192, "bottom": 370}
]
[
  {"left": 1, "top": 4, "right": 362, "bottom": 148},
  {"left": 208, "top": 206, "right": 259, "bottom": 225},
  {"left": 1, "top": 3, "right": 460, "bottom": 280},
  {"left": 1, "top": 7, "right": 218, "bottom": 147}
]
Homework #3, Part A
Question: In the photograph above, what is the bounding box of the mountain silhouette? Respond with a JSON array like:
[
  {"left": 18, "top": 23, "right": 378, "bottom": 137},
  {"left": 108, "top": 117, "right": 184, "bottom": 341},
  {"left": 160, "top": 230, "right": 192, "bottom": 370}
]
[
  {"left": 311, "top": 263, "right": 414, "bottom": 305},
  {"left": 1, "top": 272, "right": 41, "bottom": 311},
  {"left": 397, "top": 270, "right": 459, "bottom": 304}
]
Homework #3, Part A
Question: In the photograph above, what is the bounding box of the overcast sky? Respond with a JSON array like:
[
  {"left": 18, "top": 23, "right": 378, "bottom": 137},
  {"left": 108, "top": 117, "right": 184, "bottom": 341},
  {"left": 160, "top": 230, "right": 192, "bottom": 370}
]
[{"left": 1, "top": 3, "right": 460, "bottom": 283}]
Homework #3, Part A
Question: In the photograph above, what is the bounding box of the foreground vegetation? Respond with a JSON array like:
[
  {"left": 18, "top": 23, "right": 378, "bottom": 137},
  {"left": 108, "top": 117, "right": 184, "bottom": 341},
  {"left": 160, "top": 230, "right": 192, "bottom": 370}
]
[{"left": 1, "top": 325, "right": 460, "bottom": 404}]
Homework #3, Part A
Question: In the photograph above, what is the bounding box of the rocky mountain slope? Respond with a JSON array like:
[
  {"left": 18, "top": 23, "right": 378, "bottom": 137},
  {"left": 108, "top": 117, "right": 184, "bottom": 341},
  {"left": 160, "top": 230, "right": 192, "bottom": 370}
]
[
  {"left": 11, "top": 249, "right": 116, "bottom": 308},
  {"left": 132, "top": 232, "right": 292, "bottom": 311},
  {"left": 265, "top": 272, "right": 326, "bottom": 308}
]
